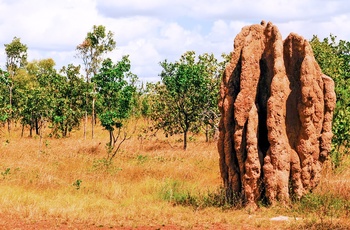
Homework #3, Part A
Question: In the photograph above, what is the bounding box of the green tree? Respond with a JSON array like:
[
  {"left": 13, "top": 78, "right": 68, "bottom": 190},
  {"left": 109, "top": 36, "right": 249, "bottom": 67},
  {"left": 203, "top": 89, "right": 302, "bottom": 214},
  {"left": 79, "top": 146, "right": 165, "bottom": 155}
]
[
  {"left": 198, "top": 53, "right": 230, "bottom": 142},
  {"left": 19, "top": 59, "right": 82, "bottom": 138},
  {"left": 126, "top": 82, "right": 154, "bottom": 121},
  {"left": 153, "top": 51, "right": 221, "bottom": 149},
  {"left": 4, "top": 37, "right": 27, "bottom": 133},
  {"left": 26, "top": 60, "right": 86, "bottom": 138},
  {"left": 22, "top": 59, "right": 58, "bottom": 136},
  {"left": 0, "top": 69, "right": 10, "bottom": 125},
  {"left": 13, "top": 65, "right": 39, "bottom": 136},
  {"left": 51, "top": 64, "right": 86, "bottom": 137},
  {"left": 310, "top": 35, "right": 350, "bottom": 166},
  {"left": 92, "top": 57, "right": 137, "bottom": 162},
  {"left": 76, "top": 25, "right": 116, "bottom": 139}
]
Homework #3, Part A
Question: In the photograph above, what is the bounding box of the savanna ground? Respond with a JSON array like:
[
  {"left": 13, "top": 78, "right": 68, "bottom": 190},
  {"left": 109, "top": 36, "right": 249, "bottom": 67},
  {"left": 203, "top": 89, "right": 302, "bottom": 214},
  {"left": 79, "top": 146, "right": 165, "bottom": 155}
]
[{"left": 0, "top": 119, "right": 349, "bottom": 229}]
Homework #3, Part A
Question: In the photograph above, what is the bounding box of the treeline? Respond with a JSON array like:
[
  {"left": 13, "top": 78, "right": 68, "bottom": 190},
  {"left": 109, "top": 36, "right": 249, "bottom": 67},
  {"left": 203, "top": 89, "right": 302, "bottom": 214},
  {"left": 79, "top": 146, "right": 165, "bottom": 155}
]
[
  {"left": 0, "top": 25, "right": 228, "bottom": 152},
  {"left": 0, "top": 25, "right": 349, "bottom": 164}
]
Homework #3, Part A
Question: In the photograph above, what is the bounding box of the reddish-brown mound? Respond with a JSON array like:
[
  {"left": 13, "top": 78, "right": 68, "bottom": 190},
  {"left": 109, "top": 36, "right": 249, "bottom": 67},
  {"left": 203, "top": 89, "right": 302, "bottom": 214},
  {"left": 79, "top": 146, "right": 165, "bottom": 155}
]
[{"left": 218, "top": 21, "right": 336, "bottom": 207}]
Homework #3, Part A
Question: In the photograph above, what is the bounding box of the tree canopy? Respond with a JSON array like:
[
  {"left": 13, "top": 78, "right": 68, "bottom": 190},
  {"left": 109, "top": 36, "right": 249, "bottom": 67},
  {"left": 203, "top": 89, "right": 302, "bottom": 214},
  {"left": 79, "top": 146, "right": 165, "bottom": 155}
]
[
  {"left": 310, "top": 35, "right": 350, "bottom": 166},
  {"left": 76, "top": 25, "right": 117, "bottom": 139},
  {"left": 151, "top": 51, "right": 227, "bottom": 149},
  {"left": 92, "top": 56, "right": 138, "bottom": 161},
  {"left": 3, "top": 37, "right": 28, "bottom": 133}
]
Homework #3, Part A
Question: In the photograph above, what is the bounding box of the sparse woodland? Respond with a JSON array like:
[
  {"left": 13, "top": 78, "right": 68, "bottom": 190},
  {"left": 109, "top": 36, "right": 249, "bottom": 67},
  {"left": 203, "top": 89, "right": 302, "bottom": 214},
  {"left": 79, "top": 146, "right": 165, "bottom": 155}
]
[{"left": 0, "top": 25, "right": 350, "bottom": 229}]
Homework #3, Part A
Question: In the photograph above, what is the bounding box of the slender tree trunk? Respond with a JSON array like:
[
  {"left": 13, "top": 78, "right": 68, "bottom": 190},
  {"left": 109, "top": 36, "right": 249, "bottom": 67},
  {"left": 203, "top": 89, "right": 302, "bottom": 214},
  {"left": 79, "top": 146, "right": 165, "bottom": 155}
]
[
  {"left": 35, "top": 117, "right": 39, "bottom": 135},
  {"left": 183, "top": 130, "right": 187, "bottom": 150},
  {"left": 7, "top": 119, "right": 11, "bottom": 135},
  {"left": 21, "top": 123, "right": 24, "bottom": 137},
  {"left": 84, "top": 70, "right": 89, "bottom": 140},
  {"left": 205, "top": 124, "right": 209, "bottom": 142},
  {"left": 109, "top": 130, "right": 113, "bottom": 148},
  {"left": 91, "top": 81, "right": 97, "bottom": 139},
  {"left": 29, "top": 114, "right": 33, "bottom": 137},
  {"left": 83, "top": 110, "right": 87, "bottom": 140},
  {"left": 29, "top": 117, "right": 33, "bottom": 137},
  {"left": 64, "top": 125, "right": 68, "bottom": 137},
  {"left": 38, "top": 118, "right": 44, "bottom": 154},
  {"left": 92, "top": 97, "right": 95, "bottom": 139},
  {"left": 8, "top": 85, "right": 12, "bottom": 135}
]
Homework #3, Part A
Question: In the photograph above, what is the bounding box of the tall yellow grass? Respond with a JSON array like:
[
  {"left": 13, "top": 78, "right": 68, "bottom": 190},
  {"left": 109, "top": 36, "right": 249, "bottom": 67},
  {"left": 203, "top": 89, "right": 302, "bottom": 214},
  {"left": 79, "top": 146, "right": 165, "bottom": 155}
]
[{"left": 0, "top": 119, "right": 349, "bottom": 229}]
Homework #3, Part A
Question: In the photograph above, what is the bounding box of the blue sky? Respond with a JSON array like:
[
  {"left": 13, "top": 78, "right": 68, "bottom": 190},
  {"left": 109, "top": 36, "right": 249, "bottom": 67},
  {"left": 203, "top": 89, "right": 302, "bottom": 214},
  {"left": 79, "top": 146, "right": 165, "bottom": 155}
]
[{"left": 0, "top": 0, "right": 349, "bottom": 82}]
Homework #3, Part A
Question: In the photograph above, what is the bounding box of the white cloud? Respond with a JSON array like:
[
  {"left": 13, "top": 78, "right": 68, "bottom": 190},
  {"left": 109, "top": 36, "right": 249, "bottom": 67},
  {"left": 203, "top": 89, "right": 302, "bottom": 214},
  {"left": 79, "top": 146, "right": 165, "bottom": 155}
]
[
  {"left": 110, "top": 38, "right": 163, "bottom": 82},
  {"left": 0, "top": 0, "right": 98, "bottom": 49},
  {"left": 278, "top": 14, "right": 350, "bottom": 40},
  {"left": 96, "top": 0, "right": 190, "bottom": 19},
  {"left": 103, "top": 16, "right": 163, "bottom": 45},
  {"left": 0, "top": 0, "right": 99, "bottom": 70}
]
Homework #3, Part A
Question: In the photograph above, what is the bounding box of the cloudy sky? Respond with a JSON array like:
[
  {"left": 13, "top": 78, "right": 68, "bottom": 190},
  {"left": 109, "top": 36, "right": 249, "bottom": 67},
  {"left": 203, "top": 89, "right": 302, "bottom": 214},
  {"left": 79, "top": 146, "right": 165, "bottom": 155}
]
[{"left": 0, "top": 0, "right": 349, "bottom": 82}]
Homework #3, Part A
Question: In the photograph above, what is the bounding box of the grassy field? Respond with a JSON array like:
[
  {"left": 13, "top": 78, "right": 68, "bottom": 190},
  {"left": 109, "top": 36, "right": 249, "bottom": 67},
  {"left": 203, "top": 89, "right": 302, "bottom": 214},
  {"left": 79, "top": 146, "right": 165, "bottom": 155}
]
[{"left": 0, "top": 120, "right": 349, "bottom": 229}]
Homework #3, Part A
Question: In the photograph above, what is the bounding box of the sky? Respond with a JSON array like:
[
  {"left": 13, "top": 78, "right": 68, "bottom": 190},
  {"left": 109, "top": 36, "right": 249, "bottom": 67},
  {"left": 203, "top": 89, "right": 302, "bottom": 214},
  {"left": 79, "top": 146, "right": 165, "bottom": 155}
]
[{"left": 0, "top": 0, "right": 349, "bottom": 82}]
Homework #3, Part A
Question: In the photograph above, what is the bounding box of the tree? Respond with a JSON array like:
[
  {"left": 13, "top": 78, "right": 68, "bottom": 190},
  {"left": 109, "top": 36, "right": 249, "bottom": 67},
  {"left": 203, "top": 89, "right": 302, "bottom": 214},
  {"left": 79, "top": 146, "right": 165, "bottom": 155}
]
[
  {"left": 310, "top": 35, "right": 350, "bottom": 166},
  {"left": 153, "top": 51, "right": 219, "bottom": 149},
  {"left": 0, "top": 69, "right": 10, "bottom": 125},
  {"left": 92, "top": 57, "right": 137, "bottom": 162},
  {"left": 12, "top": 65, "right": 39, "bottom": 137},
  {"left": 198, "top": 53, "right": 230, "bottom": 142},
  {"left": 76, "top": 25, "right": 116, "bottom": 139},
  {"left": 22, "top": 59, "right": 58, "bottom": 136},
  {"left": 11, "top": 59, "right": 85, "bottom": 138},
  {"left": 52, "top": 64, "right": 86, "bottom": 137},
  {"left": 4, "top": 37, "right": 27, "bottom": 133}
]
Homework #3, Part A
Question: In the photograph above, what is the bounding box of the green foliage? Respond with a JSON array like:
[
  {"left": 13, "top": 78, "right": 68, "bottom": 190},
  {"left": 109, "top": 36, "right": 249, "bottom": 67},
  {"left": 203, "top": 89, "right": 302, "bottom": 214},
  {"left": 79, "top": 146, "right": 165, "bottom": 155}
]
[
  {"left": 136, "top": 154, "right": 149, "bottom": 164},
  {"left": 129, "top": 82, "right": 153, "bottom": 119},
  {"left": 0, "top": 25, "right": 131, "bottom": 139},
  {"left": 310, "top": 35, "right": 350, "bottom": 167},
  {"left": 159, "top": 180, "right": 235, "bottom": 210},
  {"left": 92, "top": 57, "right": 137, "bottom": 161},
  {"left": 199, "top": 53, "right": 230, "bottom": 142},
  {"left": 152, "top": 51, "right": 226, "bottom": 149},
  {"left": 3, "top": 37, "right": 28, "bottom": 133},
  {"left": 13, "top": 59, "right": 85, "bottom": 137},
  {"left": 295, "top": 192, "right": 350, "bottom": 222},
  {"left": 76, "top": 24, "right": 117, "bottom": 139},
  {"left": 17, "top": 59, "right": 57, "bottom": 136},
  {"left": 4, "top": 36, "right": 28, "bottom": 74},
  {"left": 93, "top": 57, "right": 137, "bottom": 132},
  {"left": 52, "top": 64, "right": 86, "bottom": 137},
  {"left": 76, "top": 25, "right": 116, "bottom": 80},
  {"left": 0, "top": 69, "right": 10, "bottom": 122},
  {"left": 73, "top": 179, "right": 82, "bottom": 190},
  {"left": 91, "top": 158, "right": 123, "bottom": 173},
  {"left": 1, "top": 168, "right": 11, "bottom": 179}
]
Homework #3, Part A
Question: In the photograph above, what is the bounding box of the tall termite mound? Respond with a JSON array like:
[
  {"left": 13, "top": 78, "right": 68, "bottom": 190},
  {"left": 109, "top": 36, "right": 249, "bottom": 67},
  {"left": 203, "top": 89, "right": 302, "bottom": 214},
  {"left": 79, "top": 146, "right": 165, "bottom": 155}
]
[{"left": 218, "top": 21, "right": 336, "bottom": 208}]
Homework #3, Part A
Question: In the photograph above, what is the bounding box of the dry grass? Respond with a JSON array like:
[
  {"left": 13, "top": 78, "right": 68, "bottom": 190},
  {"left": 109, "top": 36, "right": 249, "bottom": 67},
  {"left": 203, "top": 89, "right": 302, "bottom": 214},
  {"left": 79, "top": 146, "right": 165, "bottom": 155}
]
[{"left": 0, "top": 120, "right": 349, "bottom": 229}]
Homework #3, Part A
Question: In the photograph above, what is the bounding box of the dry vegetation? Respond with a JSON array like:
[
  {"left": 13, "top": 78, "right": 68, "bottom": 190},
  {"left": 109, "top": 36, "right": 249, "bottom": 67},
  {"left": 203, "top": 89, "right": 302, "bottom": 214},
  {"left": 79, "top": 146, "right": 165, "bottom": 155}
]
[{"left": 0, "top": 120, "right": 349, "bottom": 229}]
